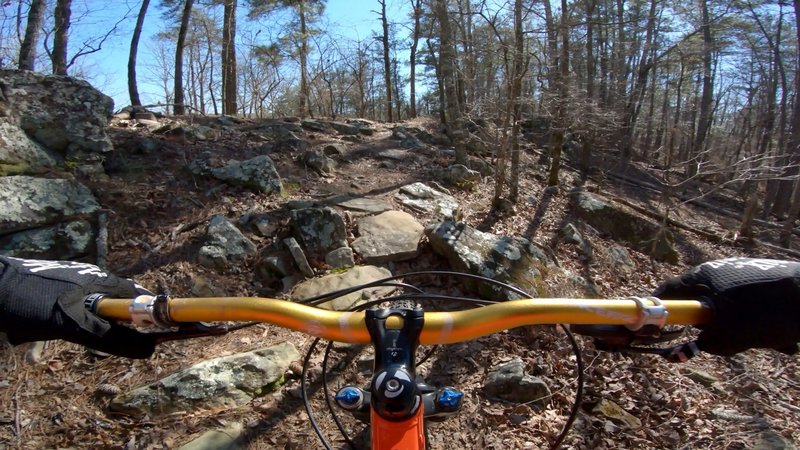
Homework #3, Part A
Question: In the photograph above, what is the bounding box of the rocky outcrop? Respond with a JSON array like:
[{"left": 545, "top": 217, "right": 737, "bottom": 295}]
[
  {"left": 109, "top": 343, "right": 299, "bottom": 417},
  {"left": 0, "top": 70, "right": 114, "bottom": 157},
  {"left": 572, "top": 190, "right": 678, "bottom": 263},
  {"left": 210, "top": 155, "right": 283, "bottom": 194},
  {"left": 425, "top": 221, "right": 552, "bottom": 300},
  {"left": 0, "top": 71, "right": 115, "bottom": 259}
]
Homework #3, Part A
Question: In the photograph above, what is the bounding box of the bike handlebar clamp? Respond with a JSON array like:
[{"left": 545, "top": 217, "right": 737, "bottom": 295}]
[
  {"left": 130, "top": 294, "right": 174, "bottom": 328},
  {"left": 625, "top": 296, "right": 668, "bottom": 332}
]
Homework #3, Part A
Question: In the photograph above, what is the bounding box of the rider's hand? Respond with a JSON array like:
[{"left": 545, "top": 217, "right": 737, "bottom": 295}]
[
  {"left": 654, "top": 257, "right": 800, "bottom": 356},
  {"left": 0, "top": 256, "right": 156, "bottom": 358}
]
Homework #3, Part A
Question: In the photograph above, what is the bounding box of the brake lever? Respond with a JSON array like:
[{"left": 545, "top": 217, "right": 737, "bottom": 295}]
[{"left": 150, "top": 322, "right": 257, "bottom": 343}]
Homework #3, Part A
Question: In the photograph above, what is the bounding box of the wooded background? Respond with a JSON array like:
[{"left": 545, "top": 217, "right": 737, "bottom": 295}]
[{"left": 2, "top": 0, "right": 800, "bottom": 248}]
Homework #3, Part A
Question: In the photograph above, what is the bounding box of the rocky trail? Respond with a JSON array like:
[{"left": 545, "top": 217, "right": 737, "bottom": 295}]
[{"left": 0, "top": 71, "right": 798, "bottom": 449}]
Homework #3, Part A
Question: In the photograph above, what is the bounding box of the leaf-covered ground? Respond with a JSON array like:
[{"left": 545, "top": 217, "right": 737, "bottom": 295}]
[{"left": 1, "top": 116, "right": 798, "bottom": 449}]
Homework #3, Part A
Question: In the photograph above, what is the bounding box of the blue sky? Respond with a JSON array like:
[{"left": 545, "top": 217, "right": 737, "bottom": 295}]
[{"left": 78, "top": 0, "right": 408, "bottom": 110}]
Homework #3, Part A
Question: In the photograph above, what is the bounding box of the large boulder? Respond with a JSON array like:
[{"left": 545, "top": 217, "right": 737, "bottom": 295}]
[
  {"left": 572, "top": 190, "right": 678, "bottom": 264},
  {"left": 425, "top": 221, "right": 552, "bottom": 300},
  {"left": 0, "top": 176, "right": 100, "bottom": 236},
  {"left": 210, "top": 155, "right": 283, "bottom": 194},
  {"left": 198, "top": 216, "right": 258, "bottom": 271},
  {"left": 109, "top": 343, "right": 299, "bottom": 418},
  {"left": 290, "top": 207, "right": 347, "bottom": 260},
  {"left": 351, "top": 210, "right": 424, "bottom": 263},
  {"left": 0, "top": 70, "right": 114, "bottom": 156}
]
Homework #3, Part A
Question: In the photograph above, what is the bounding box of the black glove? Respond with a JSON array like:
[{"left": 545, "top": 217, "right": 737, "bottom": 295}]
[
  {"left": 0, "top": 256, "right": 156, "bottom": 358},
  {"left": 654, "top": 257, "right": 800, "bottom": 356}
]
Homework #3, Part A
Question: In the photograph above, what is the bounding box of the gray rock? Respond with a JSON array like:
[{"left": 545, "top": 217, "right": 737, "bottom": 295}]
[
  {"left": 606, "top": 245, "right": 634, "bottom": 271},
  {"left": 325, "top": 247, "right": 355, "bottom": 269},
  {"left": 0, "top": 122, "right": 62, "bottom": 172},
  {"left": 396, "top": 182, "right": 460, "bottom": 220},
  {"left": 198, "top": 216, "right": 257, "bottom": 271},
  {"left": 198, "top": 245, "right": 230, "bottom": 271},
  {"left": 290, "top": 207, "right": 347, "bottom": 259},
  {"left": 300, "top": 149, "right": 337, "bottom": 176},
  {"left": 291, "top": 265, "right": 394, "bottom": 310},
  {"left": 331, "top": 121, "right": 360, "bottom": 135},
  {"left": 351, "top": 211, "right": 424, "bottom": 263},
  {"left": 0, "top": 176, "right": 100, "bottom": 235},
  {"left": 0, "top": 70, "right": 114, "bottom": 155},
  {"left": 573, "top": 190, "right": 678, "bottom": 264},
  {"left": 284, "top": 237, "right": 314, "bottom": 277},
  {"left": 210, "top": 155, "right": 283, "bottom": 194},
  {"left": 484, "top": 358, "right": 550, "bottom": 405},
  {"left": 753, "top": 431, "right": 796, "bottom": 450},
  {"left": 177, "top": 423, "right": 244, "bottom": 450},
  {"left": 425, "top": 221, "right": 551, "bottom": 300},
  {"left": 322, "top": 143, "right": 347, "bottom": 155},
  {"left": 560, "top": 223, "right": 584, "bottom": 246},
  {"left": 184, "top": 125, "right": 216, "bottom": 141},
  {"left": 391, "top": 126, "right": 425, "bottom": 148},
  {"left": 468, "top": 157, "right": 494, "bottom": 177},
  {"left": 440, "top": 164, "right": 482, "bottom": 190},
  {"left": 301, "top": 119, "right": 329, "bottom": 133},
  {"left": 109, "top": 343, "right": 299, "bottom": 417},
  {"left": 336, "top": 197, "right": 394, "bottom": 214},
  {"left": 0, "top": 220, "right": 93, "bottom": 259}
]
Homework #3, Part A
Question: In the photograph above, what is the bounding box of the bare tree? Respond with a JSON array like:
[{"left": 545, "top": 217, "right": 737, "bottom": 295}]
[
  {"left": 222, "top": 0, "right": 238, "bottom": 115},
  {"left": 173, "top": 0, "right": 194, "bottom": 115},
  {"left": 18, "top": 0, "right": 45, "bottom": 70},
  {"left": 128, "top": 0, "right": 151, "bottom": 106},
  {"left": 52, "top": 0, "right": 72, "bottom": 75}
]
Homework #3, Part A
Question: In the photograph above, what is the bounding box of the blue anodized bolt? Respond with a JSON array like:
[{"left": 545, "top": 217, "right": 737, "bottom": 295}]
[
  {"left": 335, "top": 386, "right": 363, "bottom": 410},
  {"left": 436, "top": 387, "right": 464, "bottom": 410}
]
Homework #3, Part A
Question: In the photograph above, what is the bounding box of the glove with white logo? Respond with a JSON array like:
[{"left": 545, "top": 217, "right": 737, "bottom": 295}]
[
  {"left": 654, "top": 257, "right": 800, "bottom": 356},
  {"left": 0, "top": 256, "right": 156, "bottom": 358}
]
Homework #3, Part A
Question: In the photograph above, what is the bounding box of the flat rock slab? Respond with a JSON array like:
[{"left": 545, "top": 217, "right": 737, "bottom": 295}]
[
  {"left": 395, "top": 182, "right": 459, "bottom": 220},
  {"left": 336, "top": 197, "right": 394, "bottom": 214},
  {"left": 291, "top": 265, "right": 394, "bottom": 310},
  {"left": 351, "top": 211, "right": 423, "bottom": 263}
]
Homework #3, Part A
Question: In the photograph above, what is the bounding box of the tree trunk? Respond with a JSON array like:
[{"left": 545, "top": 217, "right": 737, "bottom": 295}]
[
  {"left": 298, "top": 0, "right": 311, "bottom": 118},
  {"left": 436, "top": 0, "right": 467, "bottom": 165},
  {"left": 173, "top": 0, "right": 194, "bottom": 115},
  {"left": 585, "top": 0, "right": 596, "bottom": 100},
  {"left": 52, "top": 0, "right": 72, "bottom": 75},
  {"left": 222, "top": 0, "right": 238, "bottom": 115},
  {"left": 18, "top": 0, "right": 45, "bottom": 70},
  {"left": 380, "top": 0, "right": 393, "bottom": 122},
  {"left": 619, "top": 0, "right": 658, "bottom": 161},
  {"left": 128, "top": 0, "right": 151, "bottom": 107},
  {"left": 408, "top": 0, "right": 421, "bottom": 118},
  {"left": 547, "top": 0, "right": 569, "bottom": 187},
  {"left": 688, "top": 0, "right": 714, "bottom": 177}
]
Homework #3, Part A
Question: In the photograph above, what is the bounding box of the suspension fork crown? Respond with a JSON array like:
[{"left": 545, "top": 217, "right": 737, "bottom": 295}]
[{"left": 365, "top": 306, "right": 425, "bottom": 421}]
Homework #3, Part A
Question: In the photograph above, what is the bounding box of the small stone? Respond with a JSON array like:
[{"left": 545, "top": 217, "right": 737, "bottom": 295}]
[
  {"left": 284, "top": 237, "right": 314, "bottom": 277},
  {"left": 325, "top": 247, "right": 355, "bottom": 269}
]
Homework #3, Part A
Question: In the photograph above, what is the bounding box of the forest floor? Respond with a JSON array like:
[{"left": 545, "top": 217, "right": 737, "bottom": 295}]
[{"left": 0, "top": 115, "right": 798, "bottom": 450}]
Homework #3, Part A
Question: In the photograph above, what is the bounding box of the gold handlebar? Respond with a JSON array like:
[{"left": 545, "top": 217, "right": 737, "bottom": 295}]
[{"left": 97, "top": 297, "right": 712, "bottom": 345}]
